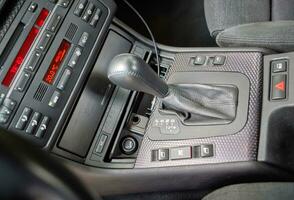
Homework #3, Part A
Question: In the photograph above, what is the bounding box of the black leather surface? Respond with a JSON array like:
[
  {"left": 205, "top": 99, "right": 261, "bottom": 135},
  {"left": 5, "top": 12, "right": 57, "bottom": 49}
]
[{"left": 160, "top": 84, "right": 238, "bottom": 125}]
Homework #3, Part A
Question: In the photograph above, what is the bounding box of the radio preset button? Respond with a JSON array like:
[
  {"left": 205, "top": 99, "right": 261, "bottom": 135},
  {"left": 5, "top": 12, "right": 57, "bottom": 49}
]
[
  {"left": 49, "top": 91, "right": 61, "bottom": 108},
  {"left": 82, "top": 3, "right": 95, "bottom": 22},
  {"left": 26, "top": 51, "right": 41, "bottom": 71},
  {"left": 90, "top": 9, "right": 101, "bottom": 27},
  {"left": 0, "top": 94, "right": 6, "bottom": 105},
  {"left": 37, "top": 33, "right": 52, "bottom": 51},
  {"left": 58, "top": 0, "right": 70, "bottom": 8},
  {"left": 26, "top": 112, "right": 41, "bottom": 134},
  {"left": 15, "top": 72, "right": 31, "bottom": 92},
  {"left": 3, "top": 98, "right": 16, "bottom": 111},
  {"left": 28, "top": 2, "right": 38, "bottom": 12},
  {"left": 0, "top": 106, "right": 11, "bottom": 124},
  {"left": 74, "top": 0, "right": 88, "bottom": 17},
  {"left": 35, "top": 116, "right": 50, "bottom": 138},
  {"left": 47, "top": 14, "right": 62, "bottom": 32},
  {"left": 78, "top": 32, "right": 89, "bottom": 47},
  {"left": 68, "top": 47, "right": 82, "bottom": 68},
  {"left": 57, "top": 68, "right": 71, "bottom": 90},
  {"left": 15, "top": 107, "right": 32, "bottom": 130}
]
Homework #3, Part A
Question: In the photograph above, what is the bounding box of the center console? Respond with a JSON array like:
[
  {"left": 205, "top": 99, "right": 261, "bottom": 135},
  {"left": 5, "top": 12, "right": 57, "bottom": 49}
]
[{"left": 1, "top": 0, "right": 294, "bottom": 196}]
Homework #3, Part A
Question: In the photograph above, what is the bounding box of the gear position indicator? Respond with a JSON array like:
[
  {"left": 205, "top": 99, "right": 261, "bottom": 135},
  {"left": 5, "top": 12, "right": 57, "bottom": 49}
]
[{"left": 153, "top": 118, "right": 180, "bottom": 135}]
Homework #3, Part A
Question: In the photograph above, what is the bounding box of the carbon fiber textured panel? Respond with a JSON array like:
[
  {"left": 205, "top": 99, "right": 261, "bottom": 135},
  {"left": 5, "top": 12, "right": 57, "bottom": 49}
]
[
  {"left": 135, "top": 51, "right": 263, "bottom": 168},
  {"left": 0, "top": 0, "right": 25, "bottom": 43}
]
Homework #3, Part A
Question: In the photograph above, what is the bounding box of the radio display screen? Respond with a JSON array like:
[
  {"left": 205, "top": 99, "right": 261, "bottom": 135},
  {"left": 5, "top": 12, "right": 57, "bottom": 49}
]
[
  {"left": 43, "top": 40, "right": 70, "bottom": 84},
  {"left": 2, "top": 9, "right": 49, "bottom": 87}
]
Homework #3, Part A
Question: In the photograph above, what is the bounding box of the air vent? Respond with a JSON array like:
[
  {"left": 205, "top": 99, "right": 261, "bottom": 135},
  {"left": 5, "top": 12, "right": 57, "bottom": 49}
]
[
  {"left": 34, "top": 83, "right": 48, "bottom": 102},
  {"left": 65, "top": 23, "right": 78, "bottom": 41}
]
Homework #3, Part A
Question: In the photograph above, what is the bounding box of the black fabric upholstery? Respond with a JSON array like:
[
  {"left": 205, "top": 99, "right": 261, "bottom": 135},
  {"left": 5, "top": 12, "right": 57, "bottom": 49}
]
[
  {"left": 203, "top": 183, "right": 294, "bottom": 200},
  {"left": 204, "top": 0, "right": 270, "bottom": 37},
  {"left": 204, "top": 0, "right": 294, "bottom": 52},
  {"left": 216, "top": 21, "right": 294, "bottom": 52},
  {"left": 272, "top": 0, "right": 294, "bottom": 21}
]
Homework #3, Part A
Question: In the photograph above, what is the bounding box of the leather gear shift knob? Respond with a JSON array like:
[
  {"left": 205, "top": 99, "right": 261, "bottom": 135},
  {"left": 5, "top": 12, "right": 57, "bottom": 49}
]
[{"left": 107, "top": 53, "right": 169, "bottom": 98}]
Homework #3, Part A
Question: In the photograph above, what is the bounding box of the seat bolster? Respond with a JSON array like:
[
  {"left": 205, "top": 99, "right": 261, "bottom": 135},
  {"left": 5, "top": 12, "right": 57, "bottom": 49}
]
[
  {"left": 216, "top": 21, "right": 294, "bottom": 52},
  {"left": 204, "top": 0, "right": 270, "bottom": 37}
]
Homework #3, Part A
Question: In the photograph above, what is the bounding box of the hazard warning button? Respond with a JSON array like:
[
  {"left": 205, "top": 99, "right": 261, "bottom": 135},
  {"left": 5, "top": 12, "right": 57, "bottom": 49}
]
[{"left": 272, "top": 75, "right": 287, "bottom": 100}]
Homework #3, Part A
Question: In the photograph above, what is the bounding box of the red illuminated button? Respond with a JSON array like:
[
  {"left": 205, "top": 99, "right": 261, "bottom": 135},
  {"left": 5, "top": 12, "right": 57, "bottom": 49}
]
[{"left": 272, "top": 75, "right": 287, "bottom": 100}]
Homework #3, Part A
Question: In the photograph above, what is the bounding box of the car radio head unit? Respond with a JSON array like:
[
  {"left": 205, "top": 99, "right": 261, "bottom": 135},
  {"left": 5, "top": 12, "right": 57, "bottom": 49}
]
[{"left": 0, "top": 0, "right": 115, "bottom": 147}]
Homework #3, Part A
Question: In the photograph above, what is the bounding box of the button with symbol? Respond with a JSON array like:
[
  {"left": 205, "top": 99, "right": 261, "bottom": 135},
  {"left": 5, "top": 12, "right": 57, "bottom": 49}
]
[
  {"left": 271, "top": 60, "right": 288, "bottom": 73},
  {"left": 78, "top": 32, "right": 89, "bottom": 47},
  {"left": 35, "top": 116, "right": 50, "bottom": 138},
  {"left": 26, "top": 112, "right": 41, "bottom": 134},
  {"left": 68, "top": 47, "right": 82, "bottom": 68},
  {"left": 200, "top": 144, "right": 214, "bottom": 158},
  {"left": 15, "top": 107, "right": 32, "bottom": 130},
  {"left": 74, "top": 0, "right": 88, "bottom": 17},
  {"left": 213, "top": 55, "right": 226, "bottom": 65},
  {"left": 170, "top": 146, "right": 192, "bottom": 160},
  {"left": 194, "top": 55, "right": 206, "bottom": 65},
  {"left": 82, "top": 3, "right": 95, "bottom": 22},
  {"left": 48, "top": 91, "right": 61, "bottom": 108},
  {"left": 158, "top": 149, "right": 169, "bottom": 161},
  {"left": 271, "top": 75, "right": 287, "bottom": 100}
]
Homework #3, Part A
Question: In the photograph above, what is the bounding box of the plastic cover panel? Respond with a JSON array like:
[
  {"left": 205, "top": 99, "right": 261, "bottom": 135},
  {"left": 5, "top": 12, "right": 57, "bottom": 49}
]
[{"left": 135, "top": 51, "right": 263, "bottom": 168}]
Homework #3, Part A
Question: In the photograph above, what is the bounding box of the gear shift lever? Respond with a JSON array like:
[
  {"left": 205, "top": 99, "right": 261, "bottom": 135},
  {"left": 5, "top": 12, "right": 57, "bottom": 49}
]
[
  {"left": 108, "top": 53, "right": 238, "bottom": 126},
  {"left": 108, "top": 53, "right": 169, "bottom": 98}
]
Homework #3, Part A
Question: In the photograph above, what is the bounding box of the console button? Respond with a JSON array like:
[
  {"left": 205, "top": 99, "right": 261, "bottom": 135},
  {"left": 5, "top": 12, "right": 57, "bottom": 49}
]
[
  {"left": 194, "top": 55, "right": 206, "bottom": 65},
  {"left": 57, "top": 68, "right": 71, "bottom": 90},
  {"left": 200, "top": 144, "right": 214, "bottom": 158},
  {"left": 271, "top": 60, "right": 287, "bottom": 73},
  {"left": 90, "top": 8, "right": 101, "bottom": 27},
  {"left": 68, "top": 47, "right": 82, "bottom": 68},
  {"left": 46, "top": 14, "right": 62, "bottom": 32},
  {"left": 15, "top": 72, "right": 31, "bottom": 92},
  {"left": 82, "top": 3, "right": 95, "bottom": 22},
  {"left": 0, "top": 93, "right": 5, "bottom": 105},
  {"left": 26, "top": 112, "right": 41, "bottom": 134},
  {"left": 26, "top": 51, "right": 41, "bottom": 71},
  {"left": 3, "top": 98, "right": 16, "bottom": 110},
  {"left": 213, "top": 55, "right": 226, "bottom": 65},
  {"left": 95, "top": 134, "right": 108, "bottom": 153},
  {"left": 37, "top": 33, "right": 52, "bottom": 51},
  {"left": 74, "top": 0, "right": 88, "bottom": 17},
  {"left": 58, "top": 0, "right": 70, "bottom": 8},
  {"left": 272, "top": 75, "right": 287, "bottom": 100},
  {"left": 78, "top": 32, "right": 89, "bottom": 47},
  {"left": 0, "top": 106, "right": 11, "bottom": 124},
  {"left": 170, "top": 146, "right": 192, "bottom": 160},
  {"left": 158, "top": 149, "right": 169, "bottom": 161},
  {"left": 35, "top": 116, "right": 50, "bottom": 138},
  {"left": 193, "top": 146, "right": 201, "bottom": 158},
  {"left": 28, "top": 2, "right": 38, "bottom": 12},
  {"left": 48, "top": 91, "right": 61, "bottom": 108},
  {"left": 15, "top": 107, "right": 32, "bottom": 130}
]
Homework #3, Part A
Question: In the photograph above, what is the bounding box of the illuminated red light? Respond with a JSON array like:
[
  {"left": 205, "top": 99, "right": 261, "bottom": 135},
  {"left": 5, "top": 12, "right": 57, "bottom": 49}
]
[
  {"left": 2, "top": 27, "right": 39, "bottom": 86},
  {"left": 43, "top": 40, "right": 71, "bottom": 84},
  {"left": 36, "top": 9, "right": 49, "bottom": 27},
  {"left": 2, "top": 8, "right": 49, "bottom": 87}
]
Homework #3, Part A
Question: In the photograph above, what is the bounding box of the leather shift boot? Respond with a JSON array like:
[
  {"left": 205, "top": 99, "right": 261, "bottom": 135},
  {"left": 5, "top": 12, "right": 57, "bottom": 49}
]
[{"left": 160, "top": 84, "right": 238, "bottom": 126}]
